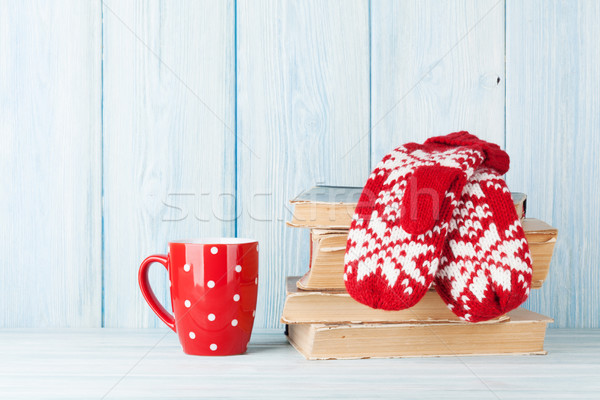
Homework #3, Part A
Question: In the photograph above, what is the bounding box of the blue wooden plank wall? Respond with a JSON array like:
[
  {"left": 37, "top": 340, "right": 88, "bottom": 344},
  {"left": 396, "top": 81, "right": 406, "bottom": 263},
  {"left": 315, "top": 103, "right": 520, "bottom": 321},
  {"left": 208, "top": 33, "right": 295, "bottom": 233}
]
[
  {"left": 1, "top": 0, "right": 598, "bottom": 329},
  {"left": 102, "top": 0, "right": 236, "bottom": 328},
  {"left": 0, "top": 1, "right": 102, "bottom": 327},
  {"left": 506, "top": 0, "right": 600, "bottom": 328},
  {"left": 237, "top": 0, "right": 370, "bottom": 329}
]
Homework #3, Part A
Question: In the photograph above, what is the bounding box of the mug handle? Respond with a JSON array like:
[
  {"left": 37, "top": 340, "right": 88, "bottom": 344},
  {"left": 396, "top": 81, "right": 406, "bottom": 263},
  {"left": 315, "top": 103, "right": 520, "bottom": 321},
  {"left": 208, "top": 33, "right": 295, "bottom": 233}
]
[{"left": 138, "top": 255, "right": 176, "bottom": 332}]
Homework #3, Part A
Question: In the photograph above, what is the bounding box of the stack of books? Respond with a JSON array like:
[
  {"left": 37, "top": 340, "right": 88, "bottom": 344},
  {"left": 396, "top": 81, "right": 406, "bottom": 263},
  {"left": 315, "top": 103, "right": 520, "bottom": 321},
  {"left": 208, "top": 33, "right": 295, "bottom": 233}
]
[{"left": 283, "top": 185, "right": 558, "bottom": 360}]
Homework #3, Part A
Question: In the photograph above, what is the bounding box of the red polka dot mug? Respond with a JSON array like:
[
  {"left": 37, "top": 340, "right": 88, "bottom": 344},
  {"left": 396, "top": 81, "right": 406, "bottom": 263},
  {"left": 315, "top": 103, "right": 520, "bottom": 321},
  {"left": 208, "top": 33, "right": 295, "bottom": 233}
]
[{"left": 138, "top": 239, "right": 259, "bottom": 356}]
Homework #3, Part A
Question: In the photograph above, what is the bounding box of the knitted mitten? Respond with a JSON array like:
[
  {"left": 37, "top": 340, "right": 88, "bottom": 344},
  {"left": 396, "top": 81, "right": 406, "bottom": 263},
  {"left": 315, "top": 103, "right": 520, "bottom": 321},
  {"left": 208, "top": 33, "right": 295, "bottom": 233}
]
[
  {"left": 344, "top": 132, "right": 508, "bottom": 310},
  {"left": 435, "top": 167, "right": 533, "bottom": 322}
]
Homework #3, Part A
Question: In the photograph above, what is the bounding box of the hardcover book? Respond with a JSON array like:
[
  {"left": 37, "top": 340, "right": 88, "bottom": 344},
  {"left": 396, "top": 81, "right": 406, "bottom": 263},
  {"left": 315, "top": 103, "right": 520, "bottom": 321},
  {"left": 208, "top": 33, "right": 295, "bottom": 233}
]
[
  {"left": 289, "top": 185, "right": 527, "bottom": 229},
  {"left": 297, "top": 218, "right": 557, "bottom": 291},
  {"left": 287, "top": 308, "right": 552, "bottom": 360},
  {"left": 282, "top": 277, "right": 508, "bottom": 325}
]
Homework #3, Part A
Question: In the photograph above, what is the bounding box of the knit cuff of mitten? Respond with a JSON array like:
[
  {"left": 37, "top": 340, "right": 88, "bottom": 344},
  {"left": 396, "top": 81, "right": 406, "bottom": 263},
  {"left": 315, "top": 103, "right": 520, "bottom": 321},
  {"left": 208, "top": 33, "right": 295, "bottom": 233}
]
[{"left": 425, "top": 131, "right": 510, "bottom": 175}]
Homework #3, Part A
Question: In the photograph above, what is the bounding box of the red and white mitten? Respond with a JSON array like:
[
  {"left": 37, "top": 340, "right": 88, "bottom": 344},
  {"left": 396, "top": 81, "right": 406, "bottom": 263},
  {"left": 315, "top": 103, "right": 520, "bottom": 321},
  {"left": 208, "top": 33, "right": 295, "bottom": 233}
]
[
  {"left": 344, "top": 132, "right": 508, "bottom": 310},
  {"left": 435, "top": 167, "right": 533, "bottom": 322}
]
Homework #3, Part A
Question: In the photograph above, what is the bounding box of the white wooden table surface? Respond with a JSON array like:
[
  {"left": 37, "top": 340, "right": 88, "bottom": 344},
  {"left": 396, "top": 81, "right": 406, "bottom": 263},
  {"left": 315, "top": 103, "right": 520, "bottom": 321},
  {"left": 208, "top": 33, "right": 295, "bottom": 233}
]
[{"left": 1, "top": 329, "right": 598, "bottom": 399}]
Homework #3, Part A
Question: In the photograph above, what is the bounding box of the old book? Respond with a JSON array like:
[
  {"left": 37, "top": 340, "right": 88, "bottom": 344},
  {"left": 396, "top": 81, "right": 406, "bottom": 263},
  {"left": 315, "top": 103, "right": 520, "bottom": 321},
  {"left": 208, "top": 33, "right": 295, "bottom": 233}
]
[
  {"left": 298, "top": 218, "right": 557, "bottom": 291},
  {"left": 288, "top": 185, "right": 361, "bottom": 229},
  {"left": 513, "top": 192, "right": 527, "bottom": 221},
  {"left": 287, "top": 308, "right": 552, "bottom": 360},
  {"left": 289, "top": 185, "right": 527, "bottom": 229},
  {"left": 296, "top": 229, "right": 349, "bottom": 290},
  {"left": 282, "top": 277, "right": 508, "bottom": 324},
  {"left": 522, "top": 219, "right": 558, "bottom": 289}
]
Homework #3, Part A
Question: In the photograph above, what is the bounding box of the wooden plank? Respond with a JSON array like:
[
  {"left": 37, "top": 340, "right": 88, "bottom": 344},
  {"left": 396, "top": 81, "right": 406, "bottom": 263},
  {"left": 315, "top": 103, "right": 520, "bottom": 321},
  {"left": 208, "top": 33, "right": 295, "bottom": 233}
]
[
  {"left": 0, "top": 1, "right": 102, "bottom": 327},
  {"left": 236, "top": 0, "right": 370, "bottom": 329},
  {"left": 0, "top": 329, "right": 598, "bottom": 398},
  {"left": 102, "top": 1, "right": 235, "bottom": 327},
  {"left": 370, "top": 0, "right": 506, "bottom": 165},
  {"left": 506, "top": 0, "right": 600, "bottom": 328}
]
